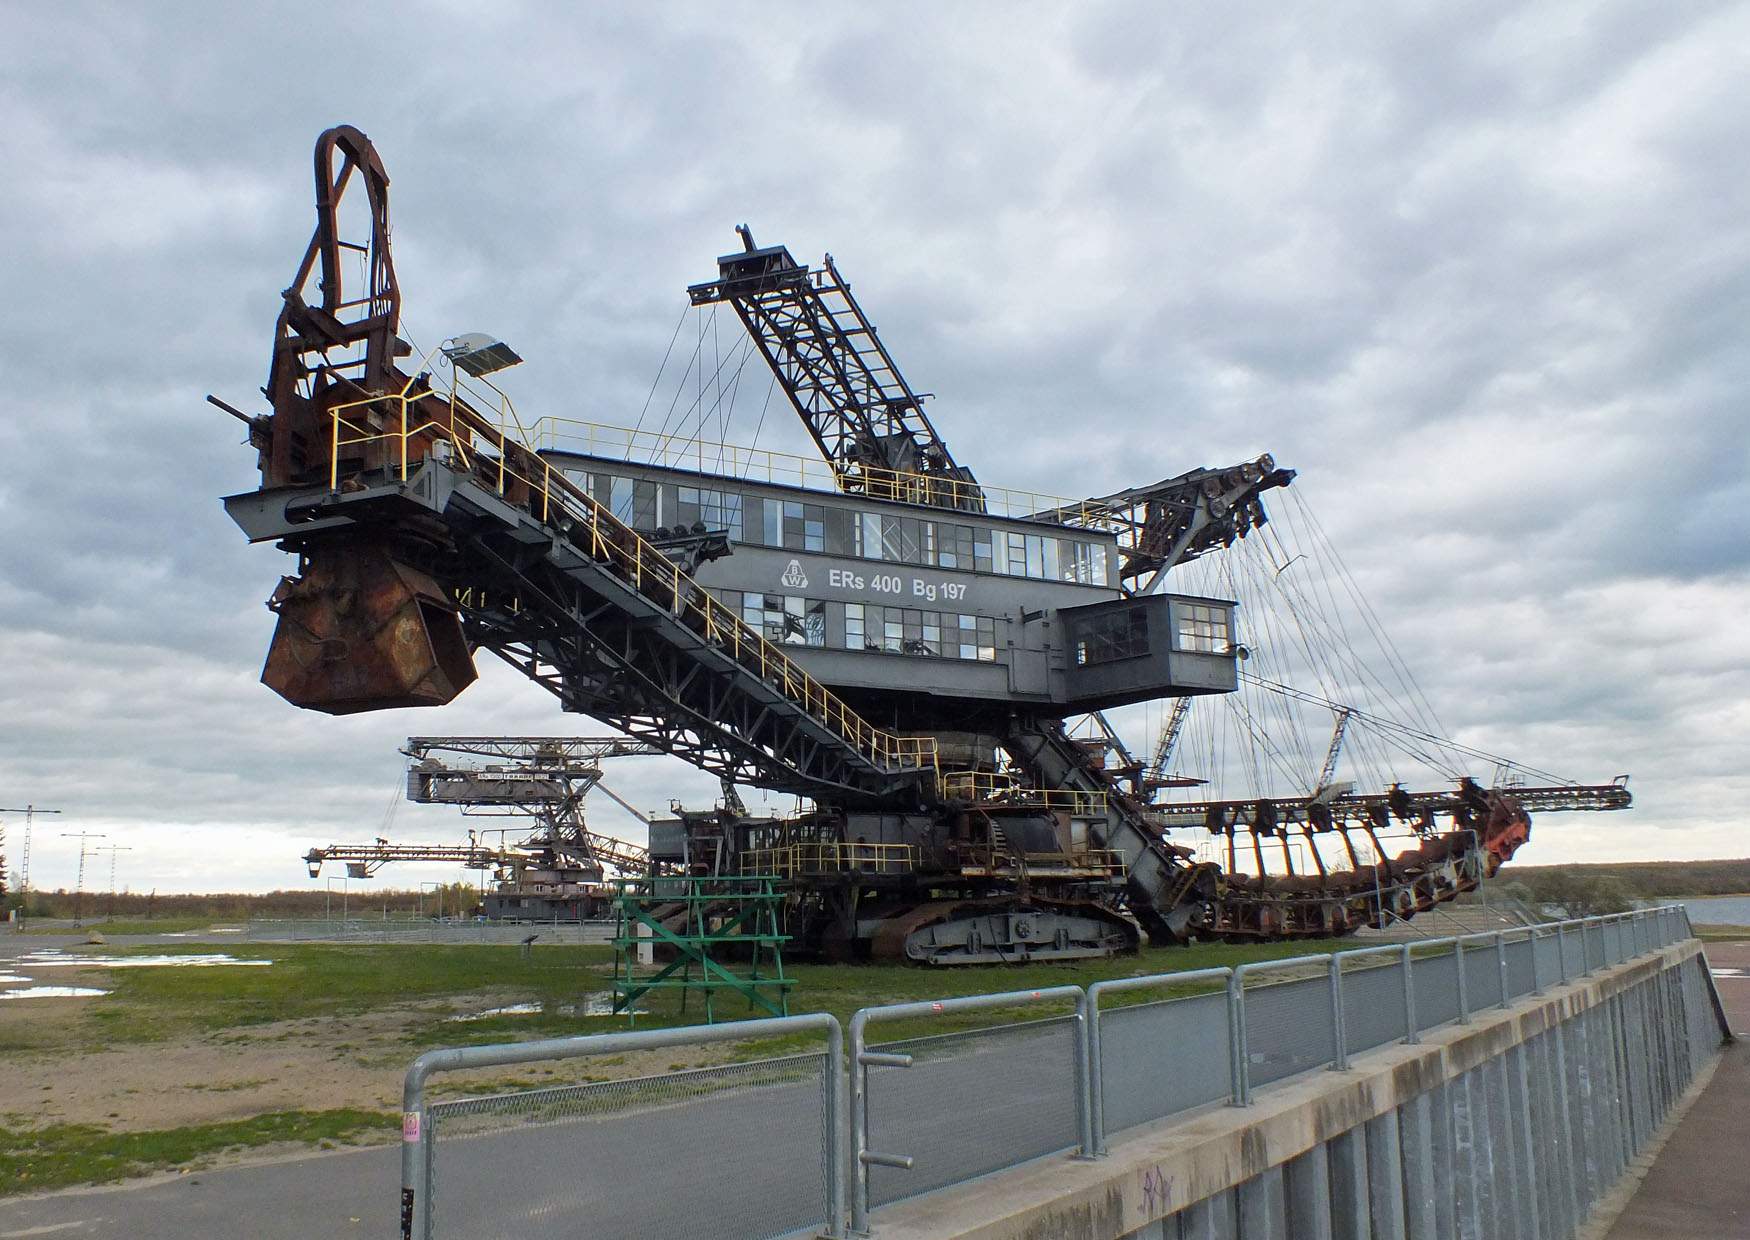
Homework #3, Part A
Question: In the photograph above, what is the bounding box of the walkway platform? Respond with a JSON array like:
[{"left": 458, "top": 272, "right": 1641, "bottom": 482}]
[{"left": 1603, "top": 938, "right": 1746, "bottom": 1240}]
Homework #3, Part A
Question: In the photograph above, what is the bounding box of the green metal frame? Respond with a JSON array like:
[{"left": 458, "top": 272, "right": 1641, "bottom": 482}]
[{"left": 610, "top": 875, "right": 794, "bottom": 1025}]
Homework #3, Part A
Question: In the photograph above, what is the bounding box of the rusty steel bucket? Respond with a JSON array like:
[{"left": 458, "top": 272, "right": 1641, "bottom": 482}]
[{"left": 260, "top": 542, "right": 476, "bottom": 714}]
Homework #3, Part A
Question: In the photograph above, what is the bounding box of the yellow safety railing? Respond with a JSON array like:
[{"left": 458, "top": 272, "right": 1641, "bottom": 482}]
[
  {"left": 322, "top": 368, "right": 938, "bottom": 782},
  {"left": 526, "top": 415, "right": 1124, "bottom": 530},
  {"left": 940, "top": 770, "right": 1108, "bottom": 815},
  {"left": 741, "top": 842, "right": 918, "bottom": 877}
]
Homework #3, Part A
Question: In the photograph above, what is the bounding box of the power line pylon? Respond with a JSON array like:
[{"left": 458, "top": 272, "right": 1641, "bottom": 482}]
[{"left": 1, "top": 806, "right": 63, "bottom": 924}]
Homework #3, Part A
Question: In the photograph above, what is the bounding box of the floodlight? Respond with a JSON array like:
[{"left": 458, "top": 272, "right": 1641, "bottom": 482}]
[{"left": 441, "top": 333, "right": 523, "bottom": 378}]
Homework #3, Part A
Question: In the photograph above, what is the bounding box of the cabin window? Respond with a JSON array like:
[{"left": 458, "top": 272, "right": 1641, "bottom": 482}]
[
  {"left": 1073, "top": 607, "right": 1150, "bottom": 666},
  {"left": 1175, "top": 603, "right": 1231, "bottom": 654}
]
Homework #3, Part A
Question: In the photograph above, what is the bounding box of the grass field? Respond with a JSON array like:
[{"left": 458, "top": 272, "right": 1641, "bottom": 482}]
[
  {"left": 36, "top": 937, "right": 1340, "bottom": 1049},
  {"left": 0, "top": 1110, "right": 397, "bottom": 1196}
]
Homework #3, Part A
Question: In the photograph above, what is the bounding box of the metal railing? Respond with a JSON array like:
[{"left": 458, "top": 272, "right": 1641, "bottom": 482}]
[
  {"left": 401, "top": 1013, "right": 844, "bottom": 1240},
  {"left": 740, "top": 842, "right": 918, "bottom": 877},
  {"left": 848, "top": 987, "right": 1093, "bottom": 1233},
  {"left": 400, "top": 905, "right": 1724, "bottom": 1237},
  {"left": 1081, "top": 906, "right": 1713, "bottom": 1147},
  {"left": 938, "top": 770, "right": 1109, "bottom": 814},
  {"left": 527, "top": 414, "right": 1127, "bottom": 529}
]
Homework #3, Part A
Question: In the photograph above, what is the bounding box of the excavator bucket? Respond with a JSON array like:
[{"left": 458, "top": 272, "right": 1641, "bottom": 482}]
[{"left": 260, "top": 542, "right": 476, "bottom": 714}]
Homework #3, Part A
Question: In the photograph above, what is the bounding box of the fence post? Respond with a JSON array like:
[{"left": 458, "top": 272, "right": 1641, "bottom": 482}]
[
  {"left": 1329, "top": 952, "right": 1348, "bottom": 1071},
  {"left": 1402, "top": 942, "right": 1420, "bottom": 1044},
  {"left": 1073, "top": 991, "right": 1095, "bottom": 1160},
  {"left": 849, "top": 1011, "right": 873, "bottom": 1235},
  {"left": 1557, "top": 923, "right": 1568, "bottom": 985},
  {"left": 402, "top": 1056, "right": 436, "bottom": 1240},
  {"left": 1496, "top": 932, "right": 1510, "bottom": 1007},
  {"left": 826, "top": 1018, "right": 846, "bottom": 1235},
  {"left": 1530, "top": 927, "right": 1544, "bottom": 996},
  {"left": 1457, "top": 936, "right": 1470, "bottom": 1023},
  {"left": 1086, "top": 986, "right": 1106, "bottom": 1154},
  {"left": 1228, "top": 969, "right": 1250, "bottom": 1105}
]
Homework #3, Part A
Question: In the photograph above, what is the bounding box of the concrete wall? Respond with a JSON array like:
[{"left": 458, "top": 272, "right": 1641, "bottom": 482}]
[{"left": 870, "top": 942, "right": 1727, "bottom": 1240}]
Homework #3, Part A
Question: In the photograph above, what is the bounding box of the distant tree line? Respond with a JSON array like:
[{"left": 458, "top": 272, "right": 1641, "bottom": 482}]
[
  {"left": 9, "top": 883, "right": 482, "bottom": 920},
  {"left": 1490, "top": 857, "right": 1750, "bottom": 918}
]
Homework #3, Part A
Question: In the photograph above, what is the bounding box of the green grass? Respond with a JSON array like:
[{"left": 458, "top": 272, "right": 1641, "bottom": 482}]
[
  {"left": 402, "top": 937, "right": 1338, "bottom": 1049},
  {"left": 1693, "top": 923, "right": 1750, "bottom": 940},
  {"left": 10, "top": 937, "right": 1348, "bottom": 1061},
  {"left": 60, "top": 943, "right": 613, "bottom": 1047},
  {"left": 0, "top": 1110, "right": 395, "bottom": 1196}
]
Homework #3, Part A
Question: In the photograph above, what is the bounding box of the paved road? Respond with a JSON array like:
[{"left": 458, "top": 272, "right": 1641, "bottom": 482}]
[
  {"left": 1604, "top": 939, "right": 1747, "bottom": 1240},
  {"left": 0, "top": 1067, "right": 832, "bottom": 1240}
]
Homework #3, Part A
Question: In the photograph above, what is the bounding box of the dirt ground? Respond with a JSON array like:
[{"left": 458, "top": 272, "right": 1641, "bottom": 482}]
[{"left": 1, "top": 977, "right": 746, "bottom": 1134}]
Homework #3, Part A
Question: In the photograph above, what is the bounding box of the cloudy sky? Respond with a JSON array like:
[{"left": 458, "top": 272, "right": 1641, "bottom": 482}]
[{"left": 2, "top": 2, "right": 1745, "bottom": 897}]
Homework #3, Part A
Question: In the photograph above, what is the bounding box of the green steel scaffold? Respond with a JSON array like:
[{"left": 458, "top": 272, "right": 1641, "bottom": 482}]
[{"left": 610, "top": 875, "right": 794, "bottom": 1025}]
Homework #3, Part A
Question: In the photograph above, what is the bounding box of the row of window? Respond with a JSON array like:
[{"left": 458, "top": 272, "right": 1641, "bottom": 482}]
[
  {"left": 710, "top": 590, "right": 999, "bottom": 662},
  {"left": 846, "top": 604, "right": 999, "bottom": 662},
  {"left": 565, "top": 469, "right": 1111, "bottom": 585}
]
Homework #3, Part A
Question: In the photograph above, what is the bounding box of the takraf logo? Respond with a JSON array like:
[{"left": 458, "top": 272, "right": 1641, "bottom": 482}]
[{"left": 780, "top": 559, "right": 810, "bottom": 590}]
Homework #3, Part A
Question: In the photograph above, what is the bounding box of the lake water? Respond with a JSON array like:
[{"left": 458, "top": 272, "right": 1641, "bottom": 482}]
[{"left": 1668, "top": 895, "right": 1750, "bottom": 926}]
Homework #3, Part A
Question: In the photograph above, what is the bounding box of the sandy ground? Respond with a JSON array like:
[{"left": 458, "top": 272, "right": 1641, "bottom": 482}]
[{"left": 0, "top": 960, "right": 752, "bottom": 1134}]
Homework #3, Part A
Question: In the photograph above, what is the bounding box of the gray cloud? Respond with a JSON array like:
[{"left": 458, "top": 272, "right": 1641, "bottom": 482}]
[{"left": 2, "top": 2, "right": 1746, "bottom": 893}]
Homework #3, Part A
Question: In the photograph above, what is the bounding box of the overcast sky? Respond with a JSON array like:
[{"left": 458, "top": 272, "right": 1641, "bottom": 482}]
[{"left": 2, "top": 2, "right": 1746, "bottom": 898}]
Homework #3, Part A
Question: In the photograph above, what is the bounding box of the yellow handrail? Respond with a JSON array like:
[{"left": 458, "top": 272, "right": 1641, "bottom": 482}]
[
  {"left": 527, "top": 415, "right": 1124, "bottom": 530},
  {"left": 940, "top": 770, "right": 1107, "bottom": 814},
  {"left": 321, "top": 376, "right": 938, "bottom": 781}
]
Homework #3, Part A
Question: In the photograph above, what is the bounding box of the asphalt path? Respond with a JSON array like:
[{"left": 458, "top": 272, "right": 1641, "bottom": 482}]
[
  {"left": 1604, "top": 939, "right": 1747, "bottom": 1240},
  {"left": 0, "top": 1069, "right": 832, "bottom": 1240}
]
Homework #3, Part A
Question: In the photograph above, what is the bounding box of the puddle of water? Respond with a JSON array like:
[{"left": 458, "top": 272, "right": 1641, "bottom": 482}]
[
  {"left": 447, "top": 992, "right": 639, "bottom": 1022},
  {"left": 0, "top": 973, "right": 30, "bottom": 985},
  {"left": 449, "top": 1002, "right": 544, "bottom": 1022},
  {"left": 20, "top": 951, "right": 272, "bottom": 969},
  {"left": 0, "top": 985, "right": 110, "bottom": 999}
]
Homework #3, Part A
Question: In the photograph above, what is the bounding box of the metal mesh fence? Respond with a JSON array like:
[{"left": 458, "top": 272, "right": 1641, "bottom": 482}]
[
  {"left": 1413, "top": 949, "right": 1462, "bottom": 1031},
  {"left": 1098, "top": 990, "right": 1231, "bottom": 1136},
  {"left": 1561, "top": 926, "right": 1584, "bottom": 978},
  {"left": 1506, "top": 936, "right": 1536, "bottom": 998},
  {"left": 246, "top": 919, "right": 614, "bottom": 945},
  {"left": 1585, "top": 924, "right": 1605, "bottom": 971},
  {"left": 1463, "top": 944, "right": 1505, "bottom": 1011},
  {"left": 1533, "top": 931, "right": 1561, "bottom": 988},
  {"left": 1243, "top": 973, "right": 1335, "bottom": 1088},
  {"left": 867, "top": 1016, "right": 1079, "bottom": 1207},
  {"left": 427, "top": 1052, "right": 831, "bottom": 1240},
  {"left": 1341, "top": 957, "right": 1407, "bottom": 1055}
]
